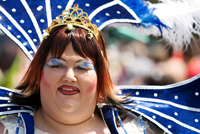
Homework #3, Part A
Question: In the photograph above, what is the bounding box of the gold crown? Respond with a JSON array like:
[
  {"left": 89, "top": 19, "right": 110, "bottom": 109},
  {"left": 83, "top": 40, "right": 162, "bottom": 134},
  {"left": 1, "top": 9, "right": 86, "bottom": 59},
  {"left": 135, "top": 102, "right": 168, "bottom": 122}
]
[{"left": 43, "top": 4, "right": 99, "bottom": 40}]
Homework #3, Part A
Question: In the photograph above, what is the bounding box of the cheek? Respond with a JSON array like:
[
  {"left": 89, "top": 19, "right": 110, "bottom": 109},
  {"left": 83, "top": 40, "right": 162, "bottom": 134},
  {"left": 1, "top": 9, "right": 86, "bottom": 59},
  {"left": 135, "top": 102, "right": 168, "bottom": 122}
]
[
  {"left": 86, "top": 76, "right": 97, "bottom": 93},
  {"left": 40, "top": 73, "right": 51, "bottom": 89}
]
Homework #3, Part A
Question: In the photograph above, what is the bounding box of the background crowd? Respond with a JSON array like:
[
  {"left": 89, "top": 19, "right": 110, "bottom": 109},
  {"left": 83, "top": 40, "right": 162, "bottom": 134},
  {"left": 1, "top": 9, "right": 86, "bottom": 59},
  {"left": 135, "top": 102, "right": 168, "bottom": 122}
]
[
  {"left": 103, "top": 26, "right": 200, "bottom": 86},
  {"left": 0, "top": 25, "right": 200, "bottom": 89}
]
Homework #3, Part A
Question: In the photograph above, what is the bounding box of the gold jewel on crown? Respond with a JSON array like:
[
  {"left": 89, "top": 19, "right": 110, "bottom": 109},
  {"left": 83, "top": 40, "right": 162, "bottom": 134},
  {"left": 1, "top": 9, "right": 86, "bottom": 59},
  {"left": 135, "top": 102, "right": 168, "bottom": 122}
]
[{"left": 43, "top": 4, "right": 99, "bottom": 40}]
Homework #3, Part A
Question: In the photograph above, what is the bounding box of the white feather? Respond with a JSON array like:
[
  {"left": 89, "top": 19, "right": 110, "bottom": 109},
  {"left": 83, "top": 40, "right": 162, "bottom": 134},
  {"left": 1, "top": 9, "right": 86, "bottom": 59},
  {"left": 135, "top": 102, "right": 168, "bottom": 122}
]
[{"left": 133, "top": 0, "right": 200, "bottom": 50}]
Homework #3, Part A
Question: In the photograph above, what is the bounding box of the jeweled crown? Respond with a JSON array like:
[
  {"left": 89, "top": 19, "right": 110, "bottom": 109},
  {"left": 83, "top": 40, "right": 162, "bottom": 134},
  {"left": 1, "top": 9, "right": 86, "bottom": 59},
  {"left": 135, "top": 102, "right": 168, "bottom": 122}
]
[{"left": 43, "top": 4, "right": 99, "bottom": 40}]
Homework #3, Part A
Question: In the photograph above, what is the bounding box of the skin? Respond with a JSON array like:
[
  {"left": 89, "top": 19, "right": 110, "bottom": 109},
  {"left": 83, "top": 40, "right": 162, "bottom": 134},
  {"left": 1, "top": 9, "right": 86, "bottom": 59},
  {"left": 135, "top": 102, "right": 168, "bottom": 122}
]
[
  {"left": 0, "top": 42, "right": 155, "bottom": 134},
  {"left": 34, "top": 42, "right": 105, "bottom": 133},
  {"left": 40, "top": 43, "right": 97, "bottom": 117},
  {"left": 34, "top": 42, "right": 155, "bottom": 134}
]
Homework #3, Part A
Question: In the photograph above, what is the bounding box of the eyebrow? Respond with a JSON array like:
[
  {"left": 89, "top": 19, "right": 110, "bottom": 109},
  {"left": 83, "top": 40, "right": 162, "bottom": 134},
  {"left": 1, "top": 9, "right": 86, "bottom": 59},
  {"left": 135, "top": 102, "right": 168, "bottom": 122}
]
[
  {"left": 59, "top": 57, "right": 66, "bottom": 62},
  {"left": 48, "top": 57, "right": 66, "bottom": 62},
  {"left": 75, "top": 59, "right": 92, "bottom": 63}
]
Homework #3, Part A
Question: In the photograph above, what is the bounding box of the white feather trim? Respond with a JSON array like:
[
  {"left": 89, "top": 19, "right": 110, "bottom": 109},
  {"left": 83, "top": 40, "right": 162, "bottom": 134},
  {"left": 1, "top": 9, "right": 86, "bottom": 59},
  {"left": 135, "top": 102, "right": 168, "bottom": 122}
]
[{"left": 133, "top": 0, "right": 200, "bottom": 50}]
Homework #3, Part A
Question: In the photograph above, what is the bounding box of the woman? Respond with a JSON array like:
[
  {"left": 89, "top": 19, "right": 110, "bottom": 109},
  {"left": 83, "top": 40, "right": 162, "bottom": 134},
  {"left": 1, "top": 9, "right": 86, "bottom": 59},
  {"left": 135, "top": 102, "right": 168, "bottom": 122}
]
[{"left": 0, "top": 5, "right": 155, "bottom": 134}]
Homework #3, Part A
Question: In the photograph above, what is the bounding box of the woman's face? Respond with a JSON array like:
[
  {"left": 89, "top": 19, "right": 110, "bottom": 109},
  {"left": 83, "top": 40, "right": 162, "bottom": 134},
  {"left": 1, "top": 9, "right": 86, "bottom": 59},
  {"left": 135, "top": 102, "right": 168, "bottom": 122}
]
[{"left": 39, "top": 42, "right": 98, "bottom": 124}]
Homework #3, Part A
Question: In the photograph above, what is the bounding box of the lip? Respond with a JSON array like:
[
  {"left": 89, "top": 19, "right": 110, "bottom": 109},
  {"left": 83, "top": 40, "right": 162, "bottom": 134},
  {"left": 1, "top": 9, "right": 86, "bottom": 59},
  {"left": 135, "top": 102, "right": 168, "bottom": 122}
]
[{"left": 58, "top": 85, "right": 80, "bottom": 95}]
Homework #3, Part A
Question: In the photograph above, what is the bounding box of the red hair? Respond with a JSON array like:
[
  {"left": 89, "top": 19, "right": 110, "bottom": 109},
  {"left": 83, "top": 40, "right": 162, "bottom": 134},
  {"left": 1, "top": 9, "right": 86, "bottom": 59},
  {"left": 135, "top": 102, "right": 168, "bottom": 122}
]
[{"left": 13, "top": 26, "right": 119, "bottom": 106}]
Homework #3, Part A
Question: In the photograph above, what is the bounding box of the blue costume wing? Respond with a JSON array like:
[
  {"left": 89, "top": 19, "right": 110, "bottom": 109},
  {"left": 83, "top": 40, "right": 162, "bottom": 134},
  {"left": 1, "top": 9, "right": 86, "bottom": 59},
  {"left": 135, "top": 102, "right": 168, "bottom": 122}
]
[
  {"left": 0, "top": 0, "right": 200, "bottom": 134},
  {"left": 0, "top": 0, "right": 167, "bottom": 60},
  {"left": 117, "top": 74, "right": 200, "bottom": 134}
]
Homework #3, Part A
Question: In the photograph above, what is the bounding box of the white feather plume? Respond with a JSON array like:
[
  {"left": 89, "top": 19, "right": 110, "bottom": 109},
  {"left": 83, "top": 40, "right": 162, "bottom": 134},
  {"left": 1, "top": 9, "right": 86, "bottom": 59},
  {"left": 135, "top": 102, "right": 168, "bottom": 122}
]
[{"left": 133, "top": 0, "right": 200, "bottom": 50}]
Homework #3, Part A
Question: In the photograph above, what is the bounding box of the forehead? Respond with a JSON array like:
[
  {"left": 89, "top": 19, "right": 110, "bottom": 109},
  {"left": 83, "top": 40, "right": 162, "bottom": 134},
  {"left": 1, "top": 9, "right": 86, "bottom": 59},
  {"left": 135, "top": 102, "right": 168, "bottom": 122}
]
[
  {"left": 62, "top": 43, "right": 80, "bottom": 57},
  {"left": 47, "top": 43, "right": 91, "bottom": 62}
]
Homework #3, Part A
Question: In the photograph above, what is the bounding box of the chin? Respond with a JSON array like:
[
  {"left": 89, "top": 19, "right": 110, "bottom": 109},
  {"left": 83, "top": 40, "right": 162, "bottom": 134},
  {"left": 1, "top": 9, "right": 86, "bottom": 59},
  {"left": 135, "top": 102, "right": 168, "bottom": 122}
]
[
  {"left": 61, "top": 107, "right": 78, "bottom": 113},
  {"left": 58, "top": 103, "right": 80, "bottom": 113},
  {"left": 57, "top": 97, "right": 80, "bottom": 111}
]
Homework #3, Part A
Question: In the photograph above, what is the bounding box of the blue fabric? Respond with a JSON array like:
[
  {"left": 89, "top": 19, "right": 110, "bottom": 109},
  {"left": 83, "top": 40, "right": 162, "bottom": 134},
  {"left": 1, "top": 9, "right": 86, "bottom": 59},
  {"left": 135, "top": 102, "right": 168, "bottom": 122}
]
[
  {"left": 117, "top": 74, "right": 200, "bottom": 134},
  {"left": 21, "top": 113, "right": 34, "bottom": 134},
  {"left": 0, "top": 0, "right": 199, "bottom": 134},
  {"left": 100, "top": 105, "right": 119, "bottom": 134},
  {"left": 0, "top": 0, "right": 167, "bottom": 60},
  {"left": 0, "top": 74, "right": 200, "bottom": 134}
]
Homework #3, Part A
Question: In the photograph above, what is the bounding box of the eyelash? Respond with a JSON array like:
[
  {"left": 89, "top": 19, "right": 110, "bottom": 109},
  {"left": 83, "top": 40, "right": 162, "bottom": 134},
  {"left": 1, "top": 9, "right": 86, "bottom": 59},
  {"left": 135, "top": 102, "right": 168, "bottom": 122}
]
[
  {"left": 76, "top": 66, "right": 90, "bottom": 70},
  {"left": 49, "top": 64, "right": 65, "bottom": 68},
  {"left": 48, "top": 64, "right": 92, "bottom": 70}
]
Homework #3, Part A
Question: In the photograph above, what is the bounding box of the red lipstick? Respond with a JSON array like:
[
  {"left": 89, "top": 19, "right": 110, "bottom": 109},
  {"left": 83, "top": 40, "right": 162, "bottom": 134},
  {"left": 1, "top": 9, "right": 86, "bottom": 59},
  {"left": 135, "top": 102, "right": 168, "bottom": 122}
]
[{"left": 58, "top": 85, "right": 80, "bottom": 95}]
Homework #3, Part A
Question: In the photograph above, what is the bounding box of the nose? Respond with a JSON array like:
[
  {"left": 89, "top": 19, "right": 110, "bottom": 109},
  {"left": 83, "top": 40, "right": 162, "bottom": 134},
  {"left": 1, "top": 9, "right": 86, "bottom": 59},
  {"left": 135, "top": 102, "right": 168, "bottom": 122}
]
[{"left": 62, "top": 68, "right": 77, "bottom": 82}]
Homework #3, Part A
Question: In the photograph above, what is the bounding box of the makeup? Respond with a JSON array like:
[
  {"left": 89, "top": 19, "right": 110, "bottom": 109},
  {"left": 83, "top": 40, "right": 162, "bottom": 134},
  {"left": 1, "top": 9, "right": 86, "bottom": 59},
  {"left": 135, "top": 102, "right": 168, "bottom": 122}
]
[
  {"left": 75, "top": 59, "right": 95, "bottom": 70},
  {"left": 58, "top": 85, "right": 80, "bottom": 95},
  {"left": 40, "top": 74, "right": 51, "bottom": 88},
  {"left": 45, "top": 58, "right": 67, "bottom": 68},
  {"left": 86, "top": 79, "right": 97, "bottom": 93}
]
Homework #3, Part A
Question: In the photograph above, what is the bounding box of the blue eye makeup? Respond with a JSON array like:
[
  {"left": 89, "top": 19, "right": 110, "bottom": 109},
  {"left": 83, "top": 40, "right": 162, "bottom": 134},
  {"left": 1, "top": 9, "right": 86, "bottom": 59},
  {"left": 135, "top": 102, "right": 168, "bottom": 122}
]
[
  {"left": 45, "top": 58, "right": 67, "bottom": 68},
  {"left": 75, "top": 60, "right": 95, "bottom": 70},
  {"left": 45, "top": 58, "right": 94, "bottom": 70}
]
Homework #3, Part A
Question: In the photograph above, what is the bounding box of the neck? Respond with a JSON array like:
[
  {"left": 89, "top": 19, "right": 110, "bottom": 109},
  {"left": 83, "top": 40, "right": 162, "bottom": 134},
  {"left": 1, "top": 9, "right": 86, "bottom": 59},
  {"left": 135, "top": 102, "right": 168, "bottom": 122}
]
[{"left": 34, "top": 108, "right": 105, "bottom": 134}]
